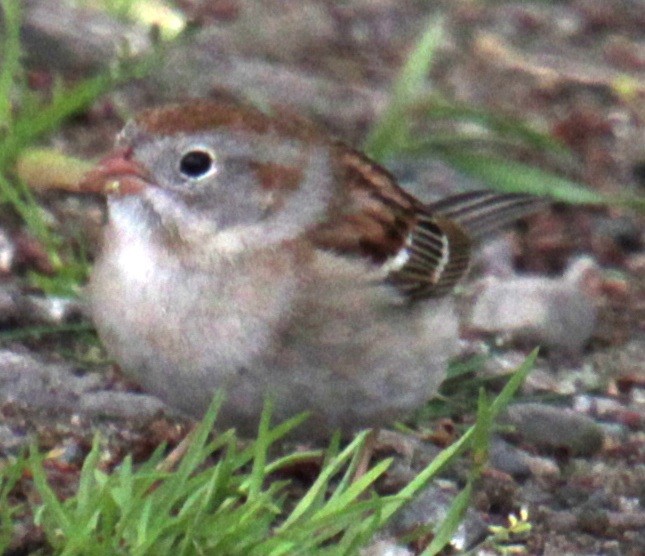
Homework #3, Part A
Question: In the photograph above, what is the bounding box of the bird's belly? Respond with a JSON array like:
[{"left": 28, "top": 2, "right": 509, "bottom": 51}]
[
  {"left": 92, "top": 245, "right": 288, "bottom": 405},
  {"left": 89, "top": 231, "right": 459, "bottom": 438}
]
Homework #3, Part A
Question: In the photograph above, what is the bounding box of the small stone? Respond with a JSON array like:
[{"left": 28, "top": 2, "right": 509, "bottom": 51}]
[
  {"left": 0, "top": 284, "right": 18, "bottom": 323},
  {"left": 522, "top": 453, "right": 560, "bottom": 477},
  {"left": 0, "top": 424, "right": 28, "bottom": 455},
  {"left": 360, "top": 539, "right": 413, "bottom": 556},
  {"left": 489, "top": 437, "right": 560, "bottom": 478},
  {"left": 476, "top": 467, "right": 519, "bottom": 514},
  {"left": 476, "top": 236, "right": 516, "bottom": 277},
  {"left": 469, "top": 256, "right": 600, "bottom": 355},
  {"left": 80, "top": 391, "right": 167, "bottom": 422},
  {"left": 386, "top": 482, "right": 489, "bottom": 551},
  {"left": 576, "top": 507, "right": 609, "bottom": 535},
  {"left": 0, "top": 349, "right": 103, "bottom": 413},
  {"left": 22, "top": 0, "right": 152, "bottom": 73},
  {"left": 501, "top": 402, "right": 604, "bottom": 457},
  {"left": 593, "top": 215, "right": 642, "bottom": 255},
  {"left": 15, "top": 294, "right": 84, "bottom": 325},
  {"left": 53, "top": 439, "right": 86, "bottom": 466},
  {"left": 489, "top": 436, "right": 532, "bottom": 479},
  {"left": 0, "top": 227, "right": 15, "bottom": 273}
]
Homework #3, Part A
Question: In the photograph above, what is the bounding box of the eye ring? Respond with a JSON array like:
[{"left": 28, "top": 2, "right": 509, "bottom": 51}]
[{"left": 179, "top": 148, "right": 216, "bottom": 180}]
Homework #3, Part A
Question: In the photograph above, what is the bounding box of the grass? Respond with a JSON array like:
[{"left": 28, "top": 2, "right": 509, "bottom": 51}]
[
  {"left": 363, "top": 14, "right": 643, "bottom": 211},
  {"left": 0, "top": 0, "right": 163, "bottom": 296},
  {"left": 0, "top": 352, "right": 539, "bottom": 555}
]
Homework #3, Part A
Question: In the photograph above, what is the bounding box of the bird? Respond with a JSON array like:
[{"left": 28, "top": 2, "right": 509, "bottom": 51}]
[{"left": 80, "top": 98, "right": 545, "bottom": 440}]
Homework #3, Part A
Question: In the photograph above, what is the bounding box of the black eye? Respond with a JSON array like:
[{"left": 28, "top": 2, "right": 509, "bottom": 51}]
[{"left": 179, "top": 149, "right": 214, "bottom": 179}]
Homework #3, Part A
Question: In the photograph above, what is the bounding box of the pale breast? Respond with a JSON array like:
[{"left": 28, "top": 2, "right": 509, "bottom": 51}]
[
  {"left": 89, "top": 197, "right": 298, "bottom": 390},
  {"left": 89, "top": 198, "right": 459, "bottom": 437}
]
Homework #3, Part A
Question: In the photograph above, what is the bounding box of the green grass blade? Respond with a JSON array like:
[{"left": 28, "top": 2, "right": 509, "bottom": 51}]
[
  {"left": 315, "top": 458, "right": 391, "bottom": 520},
  {"left": 0, "top": 0, "right": 22, "bottom": 130},
  {"left": 279, "top": 431, "right": 370, "bottom": 531},
  {"left": 0, "top": 50, "right": 156, "bottom": 169},
  {"left": 437, "top": 150, "right": 609, "bottom": 204},
  {"left": 1, "top": 75, "right": 106, "bottom": 168},
  {"left": 75, "top": 435, "right": 103, "bottom": 520},
  {"left": 30, "top": 449, "right": 72, "bottom": 541},
  {"left": 421, "top": 481, "right": 473, "bottom": 556},
  {"left": 419, "top": 96, "right": 569, "bottom": 156},
  {"left": 237, "top": 411, "right": 311, "bottom": 470},
  {"left": 378, "top": 426, "right": 474, "bottom": 526},
  {"left": 248, "top": 398, "right": 274, "bottom": 501},
  {"left": 0, "top": 455, "right": 26, "bottom": 552},
  {"left": 365, "top": 16, "right": 444, "bottom": 160},
  {"left": 264, "top": 450, "right": 322, "bottom": 475},
  {"left": 490, "top": 348, "right": 538, "bottom": 418},
  {"left": 0, "top": 322, "right": 96, "bottom": 343}
]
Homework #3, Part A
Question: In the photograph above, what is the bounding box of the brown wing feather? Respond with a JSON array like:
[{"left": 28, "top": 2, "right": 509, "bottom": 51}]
[
  {"left": 387, "top": 215, "right": 473, "bottom": 299},
  {"left": 307, "top": 144, "right": 419, "bottom": 264},
  {"left": 427, "top": 190, "right": 547, "bottom": 239},
  {"left": 307, "top": 144, "right": 546, "bottom": 301}
]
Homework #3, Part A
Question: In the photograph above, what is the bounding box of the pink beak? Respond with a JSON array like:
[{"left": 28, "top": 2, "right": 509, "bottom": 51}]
[{"left": 79, "top": 148, "right": 151, "bottom": 196}]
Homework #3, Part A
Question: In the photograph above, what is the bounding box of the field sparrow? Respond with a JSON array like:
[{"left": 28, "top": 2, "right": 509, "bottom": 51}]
[{"left": 82, "top": 99, "right": 544, "bottom": 439}]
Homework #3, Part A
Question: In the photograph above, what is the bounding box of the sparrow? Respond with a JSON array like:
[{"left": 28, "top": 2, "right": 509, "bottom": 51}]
[{"left": 81, "top": 99, "right": 544, "bottom": 439}]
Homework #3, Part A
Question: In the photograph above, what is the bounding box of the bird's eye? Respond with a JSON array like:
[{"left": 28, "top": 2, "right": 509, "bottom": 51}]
[{"left": 179, "top": 149, "right": 215, "bottom": 179}]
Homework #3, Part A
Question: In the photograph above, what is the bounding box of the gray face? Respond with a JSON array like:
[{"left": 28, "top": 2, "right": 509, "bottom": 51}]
[{"left": 118, "top": 123, "right": 336, "bottom": 239}]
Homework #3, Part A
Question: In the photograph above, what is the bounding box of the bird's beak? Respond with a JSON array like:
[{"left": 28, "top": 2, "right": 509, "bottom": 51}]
[{"left": 79, "top": 148, "right": 151, "bottom": 196}]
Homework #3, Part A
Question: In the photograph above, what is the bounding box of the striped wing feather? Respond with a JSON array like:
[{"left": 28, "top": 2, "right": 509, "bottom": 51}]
[{"left": 308, "top": 145, "right": 545, "bottom": 301}]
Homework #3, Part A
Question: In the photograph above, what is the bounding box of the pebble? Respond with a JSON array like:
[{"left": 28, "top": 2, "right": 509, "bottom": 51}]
[
  {"left": 0, "top": 349, "right": 98, "bottom": 406},
  {"left": 488, "top": 436, "right": 560, "bottom": 478},
  {"left": 501, "top": 402, "right": 604, "bottom": 457},
  {"left": 0, "top": 348, "right": 174, "bottom": 424},
  {"left": 80, "top": 391, "right": 167, "bottom": 422},
  {"left": 488, "top": 436, "right": 532, "bottom": 479},
  {"left": 575, "top": 394, "right": 631, "bottom": 419},
  {"left": 0, "top": 424, "right": 28, "bottom": 455},
  {"left": 386, "top": 482, "right": 489, "bottom": 551},
  {"left": 21, "top": 0, "right": 152, "bottom": 73},
  {"left": 15, "top": 294, "right": 84, "bottom": 325},
  {"left": 360, "top": 539, "right": 412, "bottom": 556},
  {"left": 0, "top": 284, "right": 18, "bottom": 323},
  {"left": 475, "top": 235, "right": 516, "bottom": 277},
  {"left": 0, "top": 227, "right": 15, "bottom": 274},
  {"left": 469, "top": 256, "right": 600, "bottom": 354}
]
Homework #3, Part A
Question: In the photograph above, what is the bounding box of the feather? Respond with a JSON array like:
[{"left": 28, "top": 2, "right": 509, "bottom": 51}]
[{"left": 308, "top": 145, "right": 547, "bottom": 300}]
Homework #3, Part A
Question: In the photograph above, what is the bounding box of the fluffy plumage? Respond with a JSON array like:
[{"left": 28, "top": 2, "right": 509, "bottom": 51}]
[{"left": 83, "top": 99, "right": 544, "bottom": 438}]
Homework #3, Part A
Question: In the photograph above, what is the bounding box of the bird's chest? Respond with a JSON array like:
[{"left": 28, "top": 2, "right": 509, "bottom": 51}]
[{"left": 89, "top": 222, "right": 297, "bottom": 373}]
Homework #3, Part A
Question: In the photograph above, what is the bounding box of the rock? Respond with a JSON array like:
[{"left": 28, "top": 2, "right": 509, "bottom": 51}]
[
  {"left": 0, "top": 227, "right": 15, "bottom": 274},
  {"left": 0, "top": 283, "right": 18, "bottom": 323},
  {"left": 521, "top": 453, "right": 560, "bottom": 478},
  {"left": 469, "top": 256, "right": 600, "bottom": 355},
  {"left": 80, "top": 391, "right": 167, "bottom": 422},
  {"left": 475, "top": 235, "right": 516, "bottom": 277},
  {"left": 489, "top": 436, "right": 532, "bottom": 479},
  {"left": 0, "top": 349, "right": 171, "bottom": 425},
  {"left": 19, "top": 0, "right": 152, "bottom": 73},
  {"left": 150, "top": 43, "right": 386, "bottom": 142},
  {"left": 488, "top": 437, "right": 560, "bottom": 478},
  {"left": 0, "top": 349, "right": 102, "bottom": 413},
  {"left": 360, "top": 539, "right": 412, "bottom": 556},
  {"left": 0, "top": 424, "right": 28, "bottom": 456},
  {"left": 14, "top": 294, "right": 84, "bottom": 325},
  {"left": 386, "top": 482, "right": 489, "bottom": 551},
  {"left": 475, "top": 468, "right": 519, "bottom": 515},
  {"left": 501, "top": 402, "right": 604, "bottom": 457},
  {"left": 593, "top": 215, "right": 643, "bottom": 258}
]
